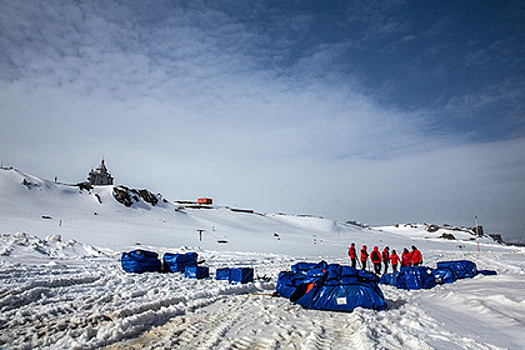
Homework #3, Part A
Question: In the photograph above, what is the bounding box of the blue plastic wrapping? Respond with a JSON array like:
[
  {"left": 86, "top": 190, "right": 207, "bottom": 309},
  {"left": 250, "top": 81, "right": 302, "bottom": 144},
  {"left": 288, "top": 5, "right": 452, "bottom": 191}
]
[
  {"left": 396, "top": 266, "right": 437, "bottom": 290},
  {"left": 291, "top": 261, "right": 328, "bottom": 275},
  {"left": 163, "top": 252, "right": 198, "bottom": 273},
  {"left": 185, "top": 265, "right": 209, "bottom": 279},
  {"left": 478, "top": 269, "right": 497, "bottom": 276},
  {"left": 287, "top": 263, "right": 385, "bottom": 312},
  {"left": 293, "top": 283, "right": 386, "bottom": 312},
  {"left": 380, "top": 271, "right": 400, "bottom": 286},
  {"left": 436, "top": 260, "right": 478, "bottom": 279},
  {"left": 340, "top": 265, "right": 359, "bottom": 285},
  {"left": 215, "top": 268, "right": 230, "bottom": 280},
  {"left": 432, "top": 267, "right": 457, "bottom": 284},
  {"left": 276, "top": 271, "right": 307, "bottom": 298},
  {"left": 229, "top": 268, "right": 254, "bottom": 284},
  {"left": 121, "top": 250, "right": 162, "bottom": 273}
]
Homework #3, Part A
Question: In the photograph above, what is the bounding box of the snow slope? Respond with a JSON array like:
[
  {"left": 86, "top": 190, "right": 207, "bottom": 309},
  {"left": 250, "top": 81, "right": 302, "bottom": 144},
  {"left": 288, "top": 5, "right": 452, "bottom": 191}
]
[{"left": 1, "top": 167, "right": 524, "bottom": 349}]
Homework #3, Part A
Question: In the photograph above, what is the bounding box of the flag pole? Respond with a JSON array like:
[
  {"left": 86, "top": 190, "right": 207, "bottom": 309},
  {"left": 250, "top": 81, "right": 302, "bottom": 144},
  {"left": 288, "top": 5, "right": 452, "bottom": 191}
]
[{"left": 475, "top": 214, "right": 480, "bottom": 252}]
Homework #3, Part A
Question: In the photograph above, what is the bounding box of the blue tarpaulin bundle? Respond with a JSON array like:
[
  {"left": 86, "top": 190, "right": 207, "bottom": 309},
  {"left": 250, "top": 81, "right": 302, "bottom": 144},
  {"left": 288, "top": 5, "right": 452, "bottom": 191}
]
[
  {"left": 215, "top": 268, "right": 230, "bottom": 280},
  {"left": 121, "top": 250, "right": 162, "bottom": 273},
  {"left": 381, "top": 260, "right": 496, "bottom": 290},
  {"left": 276, "top": 271, "right": 307, "bottom": 298},
  {"left": 436, "top": 260, "right": 478, "bottom": 279},
  {"left": 292, "top": 282, "right": 386, "bottom": 312},
  {"left": 357, "top": 269, "right": 381, "bottom": 288},
  {"left": 380, "top": 271, "right": 400, "bottom": 286},
  {"left": 280, "top": 263, "right": 386, "bottom": 312},
  {"left": 163, "top": 252, "right": 198, "bottom": 273},
  {"left": 396, "top": 266, "right": 437, "bottom": 290},
  {"left": 185, "top": 265, "right": 210, "bottom": 279},
  {"left": 291, "top": 261, "right": 327, "bottom": 275},
  {"left": 229, "top": 268, "right": 254, "bottom": 284},
  {"left": 215, "top": 267, "right": 255, "bottom": 284},
  {"left": 432, "top": 267, "right": 457, "bottom": 284}
]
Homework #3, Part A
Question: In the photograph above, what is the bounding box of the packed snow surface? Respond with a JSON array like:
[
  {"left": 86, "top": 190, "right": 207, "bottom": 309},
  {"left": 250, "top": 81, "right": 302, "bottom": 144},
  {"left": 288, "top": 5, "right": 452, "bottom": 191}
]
[{"left": 1, "top": 168, "right": 524, "bottom": 349}]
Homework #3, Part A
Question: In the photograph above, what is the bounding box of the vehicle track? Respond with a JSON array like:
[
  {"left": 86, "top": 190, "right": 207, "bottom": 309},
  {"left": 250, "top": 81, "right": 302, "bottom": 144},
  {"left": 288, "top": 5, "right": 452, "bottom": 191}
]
[{"left": 101, "top": 293, "right": 388, "bottom": 350}]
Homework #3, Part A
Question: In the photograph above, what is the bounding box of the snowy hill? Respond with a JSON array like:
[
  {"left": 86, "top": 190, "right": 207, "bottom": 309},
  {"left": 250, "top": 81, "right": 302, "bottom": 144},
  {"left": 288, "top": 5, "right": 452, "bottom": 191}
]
[
  {"left": 375, "top": 222, "right": 487, "bottom": 242},
  {"left": 0, "top": 167, "right": 498, "bottom": 256},
  {"left": 1, "top": 167, "right": 524, "bottom": 349}
]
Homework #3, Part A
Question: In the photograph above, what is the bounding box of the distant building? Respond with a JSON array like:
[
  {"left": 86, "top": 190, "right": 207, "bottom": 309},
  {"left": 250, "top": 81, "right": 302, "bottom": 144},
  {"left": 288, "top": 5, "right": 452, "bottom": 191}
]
[
  {"left": 198, "top": 198, "right": 213, "bottom": 205},
  {"left": 88, "top": 159, "right": 114, "bottom": 186}
]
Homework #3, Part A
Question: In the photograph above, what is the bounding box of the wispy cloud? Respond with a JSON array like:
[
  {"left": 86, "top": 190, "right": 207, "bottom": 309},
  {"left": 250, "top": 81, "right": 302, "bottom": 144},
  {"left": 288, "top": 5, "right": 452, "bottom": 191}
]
[{"left": 1, "top": 0, "right": 524, "bottom": 240}]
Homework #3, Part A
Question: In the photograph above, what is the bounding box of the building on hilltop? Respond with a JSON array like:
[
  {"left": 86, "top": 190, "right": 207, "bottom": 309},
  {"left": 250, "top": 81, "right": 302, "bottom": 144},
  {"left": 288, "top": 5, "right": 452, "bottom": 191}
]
[{"left": 88, "top": 159, "right": 114, "bottom": 186}]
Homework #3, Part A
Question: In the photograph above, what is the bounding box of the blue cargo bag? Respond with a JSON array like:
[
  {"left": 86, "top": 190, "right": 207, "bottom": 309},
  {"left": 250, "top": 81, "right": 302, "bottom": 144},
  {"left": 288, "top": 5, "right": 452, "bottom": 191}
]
[
  {"left": 380, "top": 271, "right": 400, "bottom": 286},
  {"left": 436, "top": 260, "right": 478, "bottom": 279},
  {"left": 276, "top": 271, "right": 307, "bottom": 298},
  {"left": 293, "top": 283, "right": 386, "bottom": 312},
  {"left": 215, "top": 268, "right": 230, "bottom": 280},
  {"left": 185, "top": 265, "right": 209, "bottom": 279},
  {"left": 229, "top": 268, "right": 254, "bottom": 284},
  {"left": 163, "top": 252, "right": 198, "bottom": 273},
  {"left": 396, "top": 266, "right": 437, "bottom": 290},
  {"left": 290, "top": 264, "right": 386, "bottom": 312},
  {"left": 432, "top": 267, "right": 457, "bottom": 284},
  {"left": 121, "top": 249, "right": 161, "bottom": 273}
]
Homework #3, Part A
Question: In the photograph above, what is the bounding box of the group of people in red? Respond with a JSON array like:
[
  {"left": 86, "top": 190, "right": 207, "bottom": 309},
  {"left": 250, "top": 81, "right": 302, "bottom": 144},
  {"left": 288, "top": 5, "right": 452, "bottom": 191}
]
[{"left": 348, "top": 243, "right": 423, "bottom": 275}]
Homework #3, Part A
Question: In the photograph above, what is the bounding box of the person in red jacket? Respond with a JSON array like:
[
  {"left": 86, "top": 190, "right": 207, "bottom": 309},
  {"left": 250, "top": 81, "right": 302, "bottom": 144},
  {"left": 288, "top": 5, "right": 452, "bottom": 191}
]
[
  {"left": 360, "top": 245, "right": 368, "bottom": 270},
  {"left": 411, "top": 246, "right": 423, "bottom": 266},
  {"left": 401, "top": 248, "right": 411, "bottom": 267},
  {"left": 382, "top": 246, "right": 390, "bottom": 274},
  {"left": 348, "top": 242, "right": 357, "bottom": 268},
  {"left": 370, "top": 246, "right": 382, "bottom": 275},
  {"left": 390, "top": 250, "right": 401, "bottom": 272}
]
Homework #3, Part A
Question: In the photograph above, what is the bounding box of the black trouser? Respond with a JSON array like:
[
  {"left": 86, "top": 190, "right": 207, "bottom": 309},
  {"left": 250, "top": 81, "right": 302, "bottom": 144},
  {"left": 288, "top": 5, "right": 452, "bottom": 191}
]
[
  {"left": 361, "top": 260, "right": 366, "bottom": 270},
  {"left": 351, "top": 258, "right": 356, "bottom": 269},
  {"left": 392, "top": 264, "right": 398, "bottom": 272},
  {"left": 383, "top": 262, "right": 389, "bottom": 274},
  {"left": 373, "top": 262, "right": 381, "bottom": 275}
]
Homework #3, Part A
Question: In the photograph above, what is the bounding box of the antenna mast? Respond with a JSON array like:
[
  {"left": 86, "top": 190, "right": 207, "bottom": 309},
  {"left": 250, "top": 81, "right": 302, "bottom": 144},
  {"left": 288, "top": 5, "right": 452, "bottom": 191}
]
[{"left": 475, "top": 213, "right": 480, "bottom": 252}]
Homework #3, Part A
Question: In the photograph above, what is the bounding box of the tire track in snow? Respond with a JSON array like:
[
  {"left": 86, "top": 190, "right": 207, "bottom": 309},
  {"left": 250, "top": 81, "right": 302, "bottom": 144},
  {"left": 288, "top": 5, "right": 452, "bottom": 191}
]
[
  {"left": 101, "top": 294, "right": 286, "bottom": 350},
  {"left": 309, "top": 314, "right": 371, "bottom": 350},
  {"left": 0, "top": 267, "right": 116, "bottom": 349},
  {"left": 101, "top": 294, "right": 382, "bottom": 350},
  {"left": 0, "top": 274, "right": 101, "bottom": 312}
]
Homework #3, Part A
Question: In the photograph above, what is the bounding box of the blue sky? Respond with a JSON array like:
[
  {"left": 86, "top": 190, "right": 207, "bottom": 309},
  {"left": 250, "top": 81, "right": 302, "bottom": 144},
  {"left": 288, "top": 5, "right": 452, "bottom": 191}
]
[{"left": 1, "top": 0, "right": 524, "bottom": 241}]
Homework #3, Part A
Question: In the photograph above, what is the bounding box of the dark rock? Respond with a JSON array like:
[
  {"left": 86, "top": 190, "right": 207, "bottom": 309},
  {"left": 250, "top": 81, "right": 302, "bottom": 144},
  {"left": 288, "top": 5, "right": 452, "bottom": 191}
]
[
  {"left": 427, "top": 225, "right": 440, "bottom": 233},
  {"left": 441, "top": 233, "right": 456, "bottom": 240},
  {"left": 112, "top": 186, "right": 134, "bottom": 207}
]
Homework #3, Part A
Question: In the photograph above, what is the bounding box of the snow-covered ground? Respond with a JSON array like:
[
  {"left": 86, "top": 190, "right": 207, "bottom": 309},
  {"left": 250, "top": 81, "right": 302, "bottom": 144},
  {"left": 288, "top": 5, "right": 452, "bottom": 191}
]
[{"left": 1, "top": 167, "right": 524, "bottom": 349}]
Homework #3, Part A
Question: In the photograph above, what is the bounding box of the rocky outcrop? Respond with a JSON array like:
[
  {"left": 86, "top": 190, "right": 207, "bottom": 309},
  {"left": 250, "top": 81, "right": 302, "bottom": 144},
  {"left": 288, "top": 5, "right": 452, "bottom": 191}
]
[{"left": 112, "top": 186, "right": 159, "bottom": 207}]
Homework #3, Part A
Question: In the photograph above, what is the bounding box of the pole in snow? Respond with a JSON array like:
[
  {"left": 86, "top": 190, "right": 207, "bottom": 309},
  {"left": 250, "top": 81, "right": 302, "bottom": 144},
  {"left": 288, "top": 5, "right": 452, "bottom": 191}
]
[
  {"left": 475, "top": 215, "right": 480, "bottom": 252},
  {"left": 197, "top": 229, "right": 205, "bottom": 242}
]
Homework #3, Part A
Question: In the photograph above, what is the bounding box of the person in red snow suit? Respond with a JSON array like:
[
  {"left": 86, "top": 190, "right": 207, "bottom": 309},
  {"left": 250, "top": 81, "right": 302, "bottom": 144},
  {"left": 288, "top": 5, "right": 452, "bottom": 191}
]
[
  {"left": 401, "top": 248, "right": 411, "bottom": 267},
  {"left": 371, "top": 246, "right": 382, "bottom": 275},
  {"left": 411, "top": 246, "right": 423, "bottom": 266},
  {"left": 348, "top": 242, "right": 357, "bottom": 268},
  {"left": 390, "top": 250, "right": 401, "bottom": 272},
  {"left": 360, "top": 245, "right": 368, "bottom": 270},
  {"left": 382, "top": 246, "right": 390, "bottom": 274}
]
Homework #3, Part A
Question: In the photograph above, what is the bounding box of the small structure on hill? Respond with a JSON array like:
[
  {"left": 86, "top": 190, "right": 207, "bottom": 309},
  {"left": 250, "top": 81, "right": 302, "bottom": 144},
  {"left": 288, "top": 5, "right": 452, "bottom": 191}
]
[
  {"left": 88, "top": 159, "right": 114, "bottom": 186},
  {"left": 198, "top": 198, "right": 213, "bottom": 205}
]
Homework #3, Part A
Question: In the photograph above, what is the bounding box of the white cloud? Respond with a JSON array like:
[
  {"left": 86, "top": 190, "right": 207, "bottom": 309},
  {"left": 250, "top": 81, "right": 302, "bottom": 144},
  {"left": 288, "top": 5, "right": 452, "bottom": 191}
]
[{"left": 1, "top": 0, "right": 524, "bottom": 241}]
